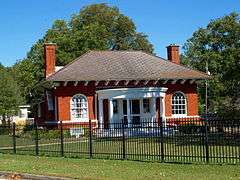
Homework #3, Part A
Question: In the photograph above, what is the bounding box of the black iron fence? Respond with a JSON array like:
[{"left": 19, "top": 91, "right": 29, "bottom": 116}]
[{"left": 0, "top": 117, "right": 239, "bottom": 164}]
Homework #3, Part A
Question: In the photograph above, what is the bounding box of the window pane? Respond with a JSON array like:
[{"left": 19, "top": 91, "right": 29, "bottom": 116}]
[
  {"left": 143, "top": 99, "right": 150, "bottom": 113},
  {"left": 172, "top": 92, "right": 186, "bottom": 115},
  {"left": 113, "top": 100, "right": 118, "bottom": 114},
  {"left": 71, "top": 94, "right": 88, "bottom": 119},
  {"left": 131, "top": 100, "right": 140, "bottom": 114}
]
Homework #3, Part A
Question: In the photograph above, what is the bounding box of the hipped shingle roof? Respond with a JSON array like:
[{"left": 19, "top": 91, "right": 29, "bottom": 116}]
[{"left": 46, "top": 51, "right": 209, "bottom": 82}]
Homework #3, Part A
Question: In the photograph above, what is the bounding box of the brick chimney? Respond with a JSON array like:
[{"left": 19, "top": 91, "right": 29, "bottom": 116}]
[
  {"left": 167, "top": 44, "right": 180, "bottom": 64},
  {"left": 44, "top": 43, "right": 56, "bottom": 78}
]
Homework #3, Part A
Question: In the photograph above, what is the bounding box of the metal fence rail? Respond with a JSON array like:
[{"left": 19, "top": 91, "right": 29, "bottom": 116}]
[{"left": 0, "top": 117, "right": 239, "bottom": 164}]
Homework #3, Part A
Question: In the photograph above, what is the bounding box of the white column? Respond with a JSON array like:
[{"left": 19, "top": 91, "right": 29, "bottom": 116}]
[
  {"left": 94, "top": 94, "right": 98, "bottom": 122},
  {"left": 109, "top": 98, "right": 114, "bottom": 128},
  {"left": 99, "top": 98, "right": 104, "bottom": 128},
  {"left": 160, "top": 96, "right": 166, "bottom": 127},
  {"left": 127, "top": 99, "right": 131, "bottom": 127},
  {"left": 151, "top": 97, "right": 156, "bottom": 127}
]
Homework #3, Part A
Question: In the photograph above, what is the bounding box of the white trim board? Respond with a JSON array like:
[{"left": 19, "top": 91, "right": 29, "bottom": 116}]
[{"left": 97, "top": 87, "right": 168, "bottom": 100}]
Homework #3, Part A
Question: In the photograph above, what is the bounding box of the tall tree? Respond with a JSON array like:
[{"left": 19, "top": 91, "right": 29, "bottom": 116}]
[
  {"left": 183, "top": 12, "right": 240, "bottom": 116},
  {"left": 0, "top": 66, "right": 23, "bottom": 125},
  {"left": 13, "top": 3, "right": 154, "bottom": 103}
]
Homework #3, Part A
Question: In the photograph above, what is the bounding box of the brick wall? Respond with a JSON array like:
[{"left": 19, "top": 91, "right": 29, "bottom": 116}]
[
  {"left": 164, "top": 83, "right": 198, "bottom": 117},
  {"left": 41, "top": 81, "right": 199, "bottom": 122},
  {"left": 53, "top": 82, "right": 96, "bottom": 121}
]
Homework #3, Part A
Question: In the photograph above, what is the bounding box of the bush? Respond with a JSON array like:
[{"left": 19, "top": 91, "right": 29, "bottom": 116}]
[
  {"left": 22, "top": 128, "right": 72, "bottom": 139},
  {"left": 0, "top": 125, "right": 10, "bottom": 135},
  {"left": 63, "top": 129, "right": 71, "bottom": 138},
  {"left": 81, "top": 127, "right": 89, "bottom": 138},
  {"left": 178, "top": 124, "right": 205, "bottom": 134},
  {"left": 15, "top": 120, "right": 27, "bottom": 136},
  {"left": 38, "top": 130, "right": 61, "bottom": 139}
]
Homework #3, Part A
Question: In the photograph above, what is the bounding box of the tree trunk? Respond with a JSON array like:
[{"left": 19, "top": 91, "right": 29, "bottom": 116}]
[
  {"left": 7, "top": 115, "right": 11, "bottom": 128},
  {"left": 2, "top": 113, "right": 6, "bottom": 126}
]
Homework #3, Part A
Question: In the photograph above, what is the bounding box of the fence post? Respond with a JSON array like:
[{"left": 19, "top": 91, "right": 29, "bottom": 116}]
[
  {"left": 34, "top": 122, "right": 39, "bottom": 156},
  {"left": 204, "top": 116, "right": 209, "bottom": 163},
  {"left": 122, "top": 120, "right": 126, "bottom": 160},
  {"left": 12, "top": 122, "right": 16, "bottom": 154},
  {"left": 60, "top": 121, "right": 64, "bottom": 157},
  {"left": 89, "top": 119, "right": 93, "bottom": 159},
  {"left": 159, "top": 117, "right": 164, "bottom": 162}
]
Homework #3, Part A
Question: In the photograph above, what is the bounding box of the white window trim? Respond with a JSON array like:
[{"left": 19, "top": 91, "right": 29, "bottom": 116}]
[
  {"left": 45, "top": 119, "right": 98, "bottom": 124},
  {"left": 70, "top": 94, "right": 89, "bottom": 122},
  {"left": 171, "top": 91, "right": 187, "bottom": 117},
  {"left": 166, "top": 115, "right": 200, "bottom": 119},
  {"left": 171, "top": 114, "right": 188, "bottom": 118}
]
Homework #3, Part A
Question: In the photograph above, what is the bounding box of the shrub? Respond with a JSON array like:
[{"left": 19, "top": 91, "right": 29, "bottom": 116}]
[
  {"left": 15, "top": 120, "right": 27, "bottom": 136},
  {"left": 0, "top": 125, "right": 10, "bottom": 135},
  {"left": 63, "top": 130, "right": 71, "bottom": 138},
  {"left": 178, "top": 124, "right": 205, "bottom": 134},
  {"left": 39, "top": 130, "right": 61, "bottom": 139},
  {"left": 18, "top": 125, "right": 81, "bottom": 140},
  {"left": 22, "top": 129, "right": 72, "bottom": 139}
]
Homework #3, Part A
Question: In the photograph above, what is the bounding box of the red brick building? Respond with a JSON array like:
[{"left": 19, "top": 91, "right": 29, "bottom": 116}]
[{"left": 38, "top": 43, "right": 209, "bottom": 127}]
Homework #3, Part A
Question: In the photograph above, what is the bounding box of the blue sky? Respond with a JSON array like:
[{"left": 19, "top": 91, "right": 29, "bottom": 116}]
[{"left": 0, "top": 0, "right": 239, "bottom": 67}]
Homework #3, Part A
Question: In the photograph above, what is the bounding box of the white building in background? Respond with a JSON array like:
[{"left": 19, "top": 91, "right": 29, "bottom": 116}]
[
  {"left": 18, "top": 105, "right": 31, "bottom": 119},
  {"left": 0, "top": 105, "right": 32, "bottom": 125}
]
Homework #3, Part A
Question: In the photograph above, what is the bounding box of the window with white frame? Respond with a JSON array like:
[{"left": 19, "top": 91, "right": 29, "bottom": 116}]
[
  {"left": 71, "top": 94, "right": 88, "bottom": 120},
  {"left": 172, "top": 92, "right": 187, "bottom": 115}
]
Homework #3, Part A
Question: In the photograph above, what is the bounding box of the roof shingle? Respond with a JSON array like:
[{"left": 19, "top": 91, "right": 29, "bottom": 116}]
[{"left": 46, "top": 51, "right": 209, "bottom": 82}]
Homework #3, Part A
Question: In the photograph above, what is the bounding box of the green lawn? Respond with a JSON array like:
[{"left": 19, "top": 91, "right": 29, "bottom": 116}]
[
  {"left": 0, "top": 153, "right": 239, "bottom": 180},
  {"left": 1, "top": 135, "right": 239, "bottom": 164}
]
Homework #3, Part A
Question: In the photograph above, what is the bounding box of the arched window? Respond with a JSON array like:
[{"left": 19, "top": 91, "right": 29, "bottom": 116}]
[
  {"left": 172, "top": 92, "right": 187, "bottom": 115},
  {"left": 71, "top": 94, "right": 88, "bottom": 120}
]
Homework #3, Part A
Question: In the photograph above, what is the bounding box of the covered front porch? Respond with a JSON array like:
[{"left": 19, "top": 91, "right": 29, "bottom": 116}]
[{"left": 96, "top": 87, "right": 168, "bottom": 128}]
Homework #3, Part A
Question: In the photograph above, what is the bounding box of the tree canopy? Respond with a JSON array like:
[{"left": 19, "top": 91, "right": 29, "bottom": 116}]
[
  {"left": 13, "top": 3, "right": 154, "bottom": 103},
  {"left": 183, "top": 12, "right": 240, "bottom": 116},
  {"left": 0, "top": 66, "right": 23, "bottom": 124}
]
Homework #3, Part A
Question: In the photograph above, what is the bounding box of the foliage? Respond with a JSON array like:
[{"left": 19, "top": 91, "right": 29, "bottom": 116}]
[
  {"left": 178, "top": 124, "right": 205, "bottom": 134},
  {"left": 216, "top": 97, "right": 240, "bottom": 118},
  {"left": 37, "top": 130, "right": 60, "bottom": 139},
  {"left": 0, "top": 66, "right": 23, "bottom": 125},
  {"left": 14, "top": 119, "right": 28, "bottom": 135},
  {"left": 0, "top": 125, "right": 10, "bottom": 135},
  {"left": 12, "top": 3, "right": 154, "bottom": 104},
  {"left": 21, "top": 128, "right": 71, "bottom": 139},
  {"left": 182, "top": 12, "right": 240, "bottom": 117}
]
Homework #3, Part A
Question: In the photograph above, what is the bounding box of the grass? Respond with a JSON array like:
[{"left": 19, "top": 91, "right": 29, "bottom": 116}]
[
  {"left": 1, "top": 135, "right": 239, "bottom": 164},
  {"left": 0, "top": 153, "right": 239, "bottom": 180}
]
